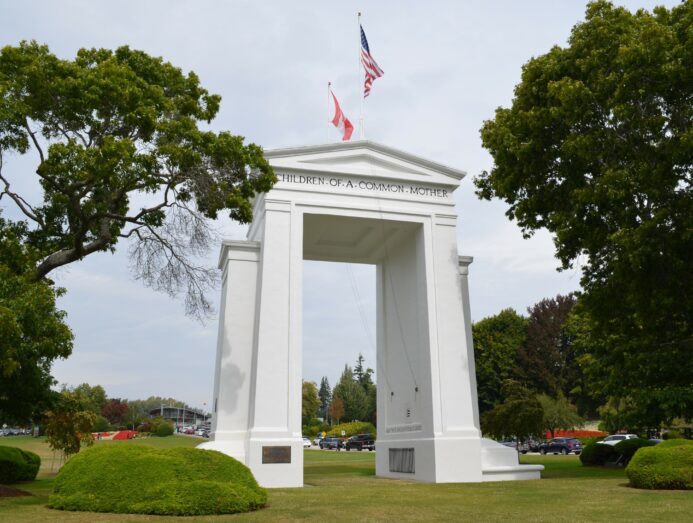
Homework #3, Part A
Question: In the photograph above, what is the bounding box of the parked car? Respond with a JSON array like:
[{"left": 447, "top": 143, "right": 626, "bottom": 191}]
[
  {"left": 303, "top": 437, "right": 312, "bottom": 448},
  {"left": 313, "top": 436, "right": 323, "bottom": 446},
  {"left": 319, "top": 437, "right": 344, "bottom": 450},
  {"left": 344, "top": 433, "right": 375, "bottom": 451},
  {"left": 538, "top": 438, "right": 582, "bottom": 455},
  {"left": 499, "top": 439, "right": 540, "bottom": 454},
  {"left": 597, "top": 434, "right": 639, "bottom": 446}
]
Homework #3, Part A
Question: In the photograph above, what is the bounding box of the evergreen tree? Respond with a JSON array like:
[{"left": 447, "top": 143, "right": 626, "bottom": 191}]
[
  {"left": 332, "top": 365, "right": 368, "bottom": 422},
  {"left": 318, "top": 377, "right": 331, "bottom": 420}
]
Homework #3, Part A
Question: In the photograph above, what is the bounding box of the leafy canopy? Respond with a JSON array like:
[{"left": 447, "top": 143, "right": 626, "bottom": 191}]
[
  {"left": 0, "top": 215, "right": 73, "bottom": 422},
  {"left": 481, "top": 380, "right": 544, "bottom": 442},
  {"left": 472, "top": 308, "right": 527, "bottom": 414},
  {"left": 476, "top": 1, "right": 692, "bottom": 425},
  {"left": 0, "top": 42, "right": 275, "bottom": 318}
]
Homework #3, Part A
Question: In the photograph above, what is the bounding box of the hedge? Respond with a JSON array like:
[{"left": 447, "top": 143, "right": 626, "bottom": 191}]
[
  {"left": 0, "top": 446, "right": 41, "bottom": 483},
  {"left": 579, "top": 442, "right": 618, "bottom": 466},
  {"left": 656, "top": 438, "right": 693, "bottom": 449},
  {"left": 327, "top": 421, "right": 376, "bottom": 438},
  {"left": 49, "top": 446, "right": 266, "bottom": 516},
  {"left": 626, "top": 441, "right": 693, "bottom": 490},
  {"left": 613, "top": 438, "right": 656, "bottom": 464}
]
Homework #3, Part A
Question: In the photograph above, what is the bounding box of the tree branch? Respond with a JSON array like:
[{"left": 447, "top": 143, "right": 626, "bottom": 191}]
[
  {"left": 23, "top": 118, "right": 45, "bottom": 163},
  {"left": 0, "top": 163, "right": 43, "bottom": 225}
]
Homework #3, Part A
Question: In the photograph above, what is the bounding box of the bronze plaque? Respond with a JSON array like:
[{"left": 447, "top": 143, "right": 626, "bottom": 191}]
[{"left": 262, "top": 445, "right": 291, "bottom": 464}]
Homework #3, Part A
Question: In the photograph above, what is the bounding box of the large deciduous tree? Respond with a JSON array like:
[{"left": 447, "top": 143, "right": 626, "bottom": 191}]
[
  {"left": 515, "top": 294, "right": 595, "bottom": 415},
  {"left": 0, "top": 42, "right": 275, "bottom": 319},
  {"left": 71, "top": 383, "right": 108, "bottom": 415},
  {"left": 537, "top": 393, "right": 584, "bottom": 439},
  {"left": 0, "top": 215, "right": 72, "bottom": 422},
  {"left": 472, "top": 309, "right": 527, "bottom": 414},
  {"left": 476, "top": 1, "right": 692, "bottom": 425},
  {"left": 481, "top": 380, "right": 544, "bottom": 443},
  {"left": 101, "top": 398, "right": 129, "bottom": 427}
]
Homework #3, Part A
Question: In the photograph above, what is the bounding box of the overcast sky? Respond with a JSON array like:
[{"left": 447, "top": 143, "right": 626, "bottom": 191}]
[{"left": 0, "top": 1, "right": 676, "bottom": 410}]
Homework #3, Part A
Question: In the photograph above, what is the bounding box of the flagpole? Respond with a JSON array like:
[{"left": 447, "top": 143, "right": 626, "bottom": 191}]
[
  {"left": 327, "top": 81, "right": 331, "bottom": 143},
  {"left": 358, "top": 12, "right": 364, "bottom": 140}
]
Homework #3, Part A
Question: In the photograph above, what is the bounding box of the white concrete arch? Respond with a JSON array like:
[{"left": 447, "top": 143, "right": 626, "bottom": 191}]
[{"left": 199, "top": 141, "right": 542, "bottom": 487}]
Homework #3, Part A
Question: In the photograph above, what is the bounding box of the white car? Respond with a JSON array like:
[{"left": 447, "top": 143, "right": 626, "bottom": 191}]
[
  {"left": 303, "top": 437, "right": 312, "bottom": 448},
  {"left": 597, "top": 434, "right": 639, "bottom": 446}
]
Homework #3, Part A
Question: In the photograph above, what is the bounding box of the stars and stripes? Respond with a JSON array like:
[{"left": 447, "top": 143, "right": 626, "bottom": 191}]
[
  {"left": 330, "top": 89, "right": 354, "bottom": 141},
  {"left": 360, "top": 24, "right": 384, "bottom": 98}
]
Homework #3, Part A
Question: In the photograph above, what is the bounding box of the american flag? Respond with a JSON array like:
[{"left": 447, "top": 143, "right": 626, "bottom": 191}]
[{"left": 360, "top": 24, "right": 384, "bottom": 98}]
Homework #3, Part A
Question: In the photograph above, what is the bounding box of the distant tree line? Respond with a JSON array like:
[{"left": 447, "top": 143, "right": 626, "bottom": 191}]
[{"left": 302, "top": 354, "right": 377, "bottom": 438}]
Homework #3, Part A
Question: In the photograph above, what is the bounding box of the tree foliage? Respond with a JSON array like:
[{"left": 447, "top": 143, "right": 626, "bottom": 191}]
[
  {"left": 515, "top": 294, "right": 596, "bottom": 415},
  {"left": 0, "top": 42, "right": 275, "bottom": 319},
  {"left": 353, "top": 354, "right": 376, "bottom": 423},
  {"left": 0, "top": 215, "right": 72, "bottom": 422},
  {"left": 301, "top": 381, "right": 320, "bottom": 426},
  {"left": 101, "top": 398, "right": 129, "bottom": 426},
  {"left": 71, "top": 383, "right": 107, "bottom": 415},
  {"left": 481, "top": 380, "right": 544, "bottom": 442},
  {"left": 476, "top": 1, "right": 692, "bottom": 425},
  {"left": 318, "top": 376, "right": 331, "bottom": 420},
  {"left": 332, "top": 365, "right": 368, "bottom": 423},
  {"left": 537, "top": 393, "right": 584, "bottom": 438},
  {"left": 472, "top": 308, "right": 527, "bottom": 414},
  {"left": 328, "top": 397, "right": 344, "bottom": 425},
  {"left": 44, "top": 389, "right": 97, "bottom": 458}
]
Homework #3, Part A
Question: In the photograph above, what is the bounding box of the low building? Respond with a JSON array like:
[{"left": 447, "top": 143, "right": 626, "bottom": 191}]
[{"left": 149, "top": 406, "right": 211, "bottom": 427}]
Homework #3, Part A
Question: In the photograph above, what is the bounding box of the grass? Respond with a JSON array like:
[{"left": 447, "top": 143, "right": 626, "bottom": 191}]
[{"left": 2, "top": 439, "right": 692, "bottom": 522}]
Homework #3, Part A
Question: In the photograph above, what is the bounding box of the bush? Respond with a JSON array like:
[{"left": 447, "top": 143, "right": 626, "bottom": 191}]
[
  {"left": 579, "top": 442, "right": 618, "bottom": 466},
  {"left": 155, "top": 421, "right": 174, "bottom": 437},
  {"left": 626, "top": 443, "right": 693, "bottom": 490},
  {"left": 92, "top": 416, "right": 111, "bottom": 432},
  {"left": 577, "top": 436, "right": 601, "bottom": 447},
  {"left": 613, "top": 438, "right": 656, "bottom": 464},
  {"left": 49, "top": 446, "right": 266, "bottom": 515},
  {"left": 657, "top": 438, "right": 693, "bottom": 449},
  {"left": 327, "top": 421, "right": 376, "bottom": 438},
  {"left": 0, "top": 446, "right": 41, "bottom": 483}
]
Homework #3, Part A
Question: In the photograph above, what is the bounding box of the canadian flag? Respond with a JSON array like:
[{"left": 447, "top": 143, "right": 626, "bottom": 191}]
[{"left": 330, "top": 90, "right": 354, "bottom": 141}]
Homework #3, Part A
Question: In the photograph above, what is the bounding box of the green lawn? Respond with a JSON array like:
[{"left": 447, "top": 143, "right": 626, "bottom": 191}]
[{"left": 1, "top": 438, "right": 691, "bottom": 522}]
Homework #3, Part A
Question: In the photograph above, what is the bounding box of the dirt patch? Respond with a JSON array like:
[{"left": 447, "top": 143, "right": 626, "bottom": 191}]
[{"left": 0, "top": 485, "right": 33, "bottom": 497}]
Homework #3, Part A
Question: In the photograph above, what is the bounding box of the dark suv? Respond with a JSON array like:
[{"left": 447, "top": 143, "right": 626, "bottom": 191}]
[
  {"left": 538, "top": 438, "right": 582, "bottom": 455},
  {"left": 345, "top": 433, "right": 375, "bottom": 451},
  {"left": 319, "top": 437, "right": 344, "bottom": 450}
]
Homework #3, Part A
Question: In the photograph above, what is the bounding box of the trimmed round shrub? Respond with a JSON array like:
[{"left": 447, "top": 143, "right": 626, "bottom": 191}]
[
  {"left": 614, "top": 438, "right": 656, "bottom": 464},
  {"left": 626, "top": 443, "right": 693, "bottom": 490},
  {"left": 0, "top": 446, "right": 41, "bottom": 483},
  {"left": 579, "top": 442, "right": 618, "bottom": 466},
  {"left": 155, "top": 421, "right": 174, "bottom": 437},
  {"left": 49, "top": 446, "right": 266, "bottom": 516}
]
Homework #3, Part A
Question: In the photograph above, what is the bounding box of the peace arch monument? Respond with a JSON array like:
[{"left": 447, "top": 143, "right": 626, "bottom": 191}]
[{"left": 199, "top": 141, "right": 543, "bottom": 487}]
